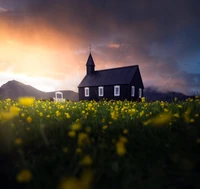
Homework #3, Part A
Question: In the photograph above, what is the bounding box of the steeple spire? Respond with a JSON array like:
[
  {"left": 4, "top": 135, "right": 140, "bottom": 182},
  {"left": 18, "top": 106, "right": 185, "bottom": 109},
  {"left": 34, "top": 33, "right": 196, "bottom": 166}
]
[{"left": 86, "top": 53, "right": 95, "bottom": 75}]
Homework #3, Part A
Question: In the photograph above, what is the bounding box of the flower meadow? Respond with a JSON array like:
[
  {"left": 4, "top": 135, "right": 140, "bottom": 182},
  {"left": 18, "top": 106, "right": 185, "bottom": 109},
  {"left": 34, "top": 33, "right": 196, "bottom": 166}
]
[{"left": 0, "top": 97, "right": 200, "bottom": 189}]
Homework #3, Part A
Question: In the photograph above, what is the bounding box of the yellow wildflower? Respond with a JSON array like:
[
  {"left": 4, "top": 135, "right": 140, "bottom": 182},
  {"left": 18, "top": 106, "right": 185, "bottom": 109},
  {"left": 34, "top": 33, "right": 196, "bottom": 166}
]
[
  {"left": 71, "top": 122, "right": 81, "bottom": 131},
  {"left": 18, "top": 97, "right": 35, "bottom": 106},
  {"left": 78, "top": 132, "right": 90, "bottom": 146},
  {"left": 123, "top": 129, "right": 128, "bottom": 134},
  {"left": 80, "top": 155, "right": 93, "bottom": 166},
  {"left": 145, "top": 113, "right": 171, "bottom": 126},
  {"left": 116, "top": 141, "right": 126, "bottom": 156},
  {"left": 10, "top": 106, "right": 20, "bottom": 116},
  {"left": 76, "top": 148, "right": 82, "bottom": 154},
  {"left": 173, "top": 113, "right": 179, "bottom": 118},
  {"left": 65, "top": 113, "right": 70, "bottom": 119},
  {"left": 39, "top": 112, "right": 43, "bottom": 117},
  {"left": 60, "top": 178, "right": 81, "bottom": 189},
  {"left": 140, "top": 110, "right": 144, "bottom": 117},
  {"left": 15, "top": 138, "right": 23, "bottom": 145},
  {"left": 16, "top": 169, "right": 32, "bottom": 183},
  {"left": 164, "top": 108, "right": 169, "bottom": 112},
  {"left": 26, "top": 116, "right": 32, "bottom": 123},
  {"left": 102, "top": 125, "right": 108, "bottom": 130},
  {"left": 190, "top": 119, "right": 195, "bottom": 123},
  {"left": 59, "top": 170, "right": 93, "bottom": 189},
  {"left": 141, "top": 97, "right": 145, "bottom": 102},
  {"left": 111, "top": 111, "right": 118, "bottom": 120},
  {"left": 68, "top": 131, "right": 76, "bottom": 137},
  {"left": 184, "top": 108, "right": 191, "bottom": 123},
  {"left": 0, "top": 106, "right": 20, "bottom": 120},
  {"left": 116, "top": 136, "right": 128, "bottom": 156},
  {"left": 56, "top": 110, "right": 61, "bottom": 117}
]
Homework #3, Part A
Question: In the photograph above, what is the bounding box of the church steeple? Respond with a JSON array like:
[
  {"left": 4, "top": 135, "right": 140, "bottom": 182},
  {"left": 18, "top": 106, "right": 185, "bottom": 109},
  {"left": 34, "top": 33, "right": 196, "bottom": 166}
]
[{"left": 86, "top": 53, "right": 95, "bottom": 75}]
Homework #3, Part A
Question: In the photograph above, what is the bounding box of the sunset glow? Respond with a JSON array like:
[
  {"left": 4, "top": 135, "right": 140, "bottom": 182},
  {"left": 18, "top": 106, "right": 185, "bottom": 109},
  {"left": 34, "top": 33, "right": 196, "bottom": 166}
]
[{"left": 0, "top": 0, "right": 200, "bottom": 95}]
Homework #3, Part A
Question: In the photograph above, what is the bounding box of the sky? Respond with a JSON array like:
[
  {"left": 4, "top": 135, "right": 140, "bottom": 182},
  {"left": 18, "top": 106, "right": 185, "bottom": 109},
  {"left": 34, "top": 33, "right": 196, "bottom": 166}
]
[{"left": 0, "top": 0, "right": 200, "bottom": 95}]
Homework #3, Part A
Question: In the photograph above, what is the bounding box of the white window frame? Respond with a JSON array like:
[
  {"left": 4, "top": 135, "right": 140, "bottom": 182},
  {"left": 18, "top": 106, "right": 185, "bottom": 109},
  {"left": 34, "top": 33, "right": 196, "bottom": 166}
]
[
  {"left": 84, "top": 87, "right": 89, "bottom": 97},
  {"left": 139, "top": 88, "right": 142, "bottom": 98},
  {"left": 131, "top": 86, "right": 135, "bottom": 97},
  {"left": 114, "top": 85, "right": 120, "bottom": 96},
  {"left": 98, "top": 86, "right": 104, "bottom": 97}
]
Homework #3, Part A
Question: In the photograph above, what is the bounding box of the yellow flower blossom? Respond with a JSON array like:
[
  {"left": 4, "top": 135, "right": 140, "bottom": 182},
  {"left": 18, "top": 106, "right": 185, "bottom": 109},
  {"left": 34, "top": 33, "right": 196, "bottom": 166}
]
[
  {"left": 116, "top": 141, "right": 126, "bottom": 156},
  {"left": 80, "top": 155, "right": 93, "bottom": 166},
  {"left": 18, "top": 97, "right": 35, "bottom": 106},
  {"left": 76, "top": 148, "right": 82, "bottom": 154},
  {"left": 15, "top": 138, "right": 23, "bottom": 145},
  {"left": 71, "top": 122, "right": 81, "bottom": 131},
  {"left": 16, "top": 169, "right": 32, "bottom": 183},
  {"left": 0, "top": 106, "right": 20, "bottom": 120},
  {"left": 102, "top": 125, "right": 108, "bottom": 130},
  {"left": 65, "top": 113, "right": 70, "bottom": 119},
  {"left": 173, "top": 113, "right": 179, "bottom": 118},
  {"left": 190, "top": 119, "right": 195, "bottom": 123},
  {"left": 140, "top": 110, "right": 144, "bottom": 117},
  {"left": 10, "top": 106, "right": 20, "bottom": 116},
  {"left": 110, "top": 111, "right": 118, "bottom": 120},
  {"left": 141, "top": 97, "right": 145, "bottom": 102},
  {"left": 56, "top": 110, "right": 61, "bottom": 117},
  {"left": 68, "top": 131, "right": 76, "bottom": 137},
  {"left": 144, "top": 113, "right": 172, "bottom": 126},
  {"left": 184, "top": 108, "right": 191, "bottom": 123},
  {"left": 164, "top": 108, "right": 169, "bottom": 112},
  {"left": 78, "top": 132, "right": 90, "bottom": 146},
  {"left": 26, "top": 116, "right": 32, "bottom": 123},
  {"left": 123, "top": 129, "right": 128, "bottom": 134},
  {"left": 59, "top": 170, "right": 93, "bottom": 189},
  {"left": 116, "top": 136, "right": 128, "bottom": 156}
]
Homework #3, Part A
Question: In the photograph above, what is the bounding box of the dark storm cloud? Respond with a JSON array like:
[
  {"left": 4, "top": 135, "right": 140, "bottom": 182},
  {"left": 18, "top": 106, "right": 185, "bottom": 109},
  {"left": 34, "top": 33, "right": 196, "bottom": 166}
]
[{"left": 1, "top": 0, "right": 200, "bottom": 94}]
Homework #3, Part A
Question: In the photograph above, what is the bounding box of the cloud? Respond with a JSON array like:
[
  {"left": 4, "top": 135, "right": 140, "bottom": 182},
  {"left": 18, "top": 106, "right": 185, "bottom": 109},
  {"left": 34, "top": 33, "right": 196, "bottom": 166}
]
[{"left": 0, "top": 0, "right": 200, "bottom": 95}]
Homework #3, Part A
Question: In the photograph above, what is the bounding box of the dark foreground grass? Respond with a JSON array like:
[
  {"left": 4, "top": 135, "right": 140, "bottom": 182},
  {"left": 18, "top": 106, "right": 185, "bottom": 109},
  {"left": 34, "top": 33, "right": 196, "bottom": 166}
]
[{"left": 0, "top": 98, "right": 200, "bottom": 189}]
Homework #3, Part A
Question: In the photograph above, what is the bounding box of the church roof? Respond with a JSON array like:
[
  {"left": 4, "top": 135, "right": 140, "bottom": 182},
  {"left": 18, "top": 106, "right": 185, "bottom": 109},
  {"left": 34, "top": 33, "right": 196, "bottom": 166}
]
[{"left": 78, "top": 65, "right": 139, "bottom": 87}]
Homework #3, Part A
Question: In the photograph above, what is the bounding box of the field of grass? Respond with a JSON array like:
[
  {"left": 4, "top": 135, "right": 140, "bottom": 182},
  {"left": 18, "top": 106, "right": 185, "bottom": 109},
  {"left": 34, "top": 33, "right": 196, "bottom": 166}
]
[{"left": 0, "top": 97, "right": 200, "bottom": 189}]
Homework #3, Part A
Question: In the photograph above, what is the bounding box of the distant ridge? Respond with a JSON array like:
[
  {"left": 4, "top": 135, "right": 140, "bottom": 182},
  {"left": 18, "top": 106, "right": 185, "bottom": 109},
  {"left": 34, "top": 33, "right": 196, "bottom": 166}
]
[
  {"left": 0, "top": 80, "right": 78, "bottom": 101},
  {"left": 0, "top": 80, "right": 193, "bottom": 102},
  {"left": 143, "top": 87, "right": 189, "bottom": 102}
]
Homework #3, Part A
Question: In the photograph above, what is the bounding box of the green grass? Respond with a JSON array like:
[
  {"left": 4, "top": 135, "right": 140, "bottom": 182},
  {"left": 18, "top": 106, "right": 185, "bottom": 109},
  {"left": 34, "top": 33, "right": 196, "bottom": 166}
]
[{"left": 0, "top": 98, "right": 200, "bottom": 189}]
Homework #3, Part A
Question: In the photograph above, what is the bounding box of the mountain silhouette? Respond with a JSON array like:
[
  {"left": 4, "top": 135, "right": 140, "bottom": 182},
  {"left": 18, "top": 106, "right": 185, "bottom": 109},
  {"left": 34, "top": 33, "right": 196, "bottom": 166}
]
[
  {"left": 0, "top": 80, "right": 192, "bottom": 102},
  {"left": 143, "top": 87, "right": 189, "bottom": 102},
  {"left": 0, "top": 80, "right": 78, "bottom": 101}
]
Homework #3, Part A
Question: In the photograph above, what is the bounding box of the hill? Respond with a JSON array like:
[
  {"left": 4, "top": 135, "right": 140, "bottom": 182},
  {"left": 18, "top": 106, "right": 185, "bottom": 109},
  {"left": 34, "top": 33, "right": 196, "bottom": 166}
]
[
  {"left": 144, "top": 87, "right": 189, "bottom": 102},
  {"left": 0, "top": 80, "right": 193, "bottom": 102},
  {"left": 0, "top": 80, "right": 78, "bottom": 101}
]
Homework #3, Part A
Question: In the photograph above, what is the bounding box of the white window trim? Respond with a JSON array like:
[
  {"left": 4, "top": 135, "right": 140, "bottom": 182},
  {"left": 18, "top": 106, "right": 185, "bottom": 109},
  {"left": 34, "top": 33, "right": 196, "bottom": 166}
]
[
  {"left": 84, "top": 87, "right": 89, "bottom": 97},
  {"left": 131, "top": 86, "right": 135, "bottom": 97},
  {"left": 98, "top": 86, "right": 104, "bottom": 97},
  {"left": 139, "top": 88, "right": 142, "bottom": 98},
  {"left": 114, "top": 85, "right": 120, "bottom": 96}
]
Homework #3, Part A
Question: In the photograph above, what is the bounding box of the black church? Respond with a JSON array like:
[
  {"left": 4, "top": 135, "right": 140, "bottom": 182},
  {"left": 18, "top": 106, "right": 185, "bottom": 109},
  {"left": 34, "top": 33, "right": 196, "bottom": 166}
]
[{"left": 78, "top": 53, "right": 144, "bottom": 101}]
